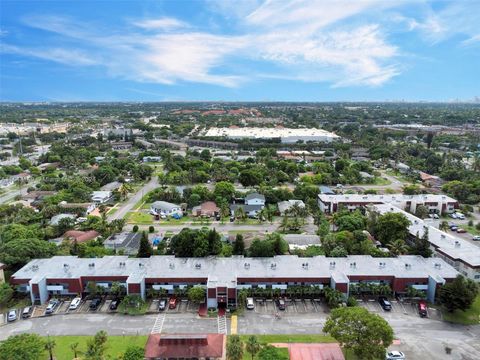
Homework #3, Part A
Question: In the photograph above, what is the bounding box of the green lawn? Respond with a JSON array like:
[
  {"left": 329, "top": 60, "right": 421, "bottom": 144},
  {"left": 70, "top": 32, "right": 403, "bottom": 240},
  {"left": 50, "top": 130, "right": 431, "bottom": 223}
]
[
  {"left": 106, "top": 206, "right": 118, "bottom": 216},
  {"left": 442, "top": 294, "right": 480, "bottom": 325},
  {"left": 43, "top": 335, "right": 147, "bottom": 360},
  {"left": 373, "top": 177, "right": 391, "bottom": 185},
  {"left": 464, "top": 225, "right": 480, "bottom": 236},
  {"left": 125, "top": 211, "right": 154, "bottom": 224}
]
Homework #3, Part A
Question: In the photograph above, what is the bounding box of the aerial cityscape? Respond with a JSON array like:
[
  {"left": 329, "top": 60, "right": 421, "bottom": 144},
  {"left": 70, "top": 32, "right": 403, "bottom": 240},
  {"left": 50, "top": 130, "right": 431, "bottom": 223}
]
[{"left": 0, "top": 1, "right": 480, "bottom": 360}]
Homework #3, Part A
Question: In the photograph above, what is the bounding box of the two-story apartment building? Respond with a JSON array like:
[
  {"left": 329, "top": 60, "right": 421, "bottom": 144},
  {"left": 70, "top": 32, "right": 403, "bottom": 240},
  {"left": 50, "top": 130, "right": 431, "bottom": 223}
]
[
  {"left": 371, "top": 204, "right": 480, "bottom": 283},
  {"left": 11, "top": 255, "right": 458, "bottom": 306},
  {"left": 318, "top": 194, "right": 458, "bottom": 215}
]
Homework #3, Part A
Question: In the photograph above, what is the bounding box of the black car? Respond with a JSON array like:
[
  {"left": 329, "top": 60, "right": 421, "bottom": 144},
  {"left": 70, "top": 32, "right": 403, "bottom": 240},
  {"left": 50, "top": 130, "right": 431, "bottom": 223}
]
[
  {"left": 229, "top": 216, "right": 235, "bottom": 222},
  {"left": 378, "top": 297, "right": 392, "bottom": 311},
  {"left": 276, "top": 298, "right": 286, "bottom": 311},
  {"left": 158, "top": 299, "right": 167, "bottom": 311},
  {"left": 109, "top": 299, "right": 119, "bottom": 310},
  {"left": 90, "top": 298, "right": 101, "bottom": 310}
]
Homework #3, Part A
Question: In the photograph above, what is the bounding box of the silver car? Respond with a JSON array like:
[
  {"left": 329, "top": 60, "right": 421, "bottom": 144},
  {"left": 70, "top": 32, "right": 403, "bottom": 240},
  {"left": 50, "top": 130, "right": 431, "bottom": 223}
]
[
  {"left": 386, "top": 351, "right": 405, "bottom": 360},
  {"left": 7, "top": 309, "right": 17, "bottom": 322}
]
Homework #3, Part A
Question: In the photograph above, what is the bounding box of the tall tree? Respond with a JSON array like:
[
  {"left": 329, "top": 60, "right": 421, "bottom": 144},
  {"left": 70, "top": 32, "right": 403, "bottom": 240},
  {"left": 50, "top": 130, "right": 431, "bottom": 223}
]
[
  {"left": 323, "top": 307, "right": 394, "bottom": 360},
  {"left": 0, "top": 334, "right": 45, "bottom": 360},
  {"left": 246, "top": 335, "right": 261, "bottom": 360},
  {"left": 226, "top": 335, "right": 244, "bottom": 360},
  {"left": 387, "top": 239, "right": 409, "bottom": 256},
  {"left": 438, "top": 275, "right": 479, "bottom": 312},
  {"left": 84, "top": 330, "right": 108, "bottom": 360},
  {"left": 70, "top": 342, "right": 80, "bottom": 359},
  {"left": 233, "top": 233, "right": 245, "bottom": 255},
  {"left": 44, "top": 338, "right": 56, "bottom": 360},
  {"left": 137, "top": 231, "right": 153, "bottom": 258}
]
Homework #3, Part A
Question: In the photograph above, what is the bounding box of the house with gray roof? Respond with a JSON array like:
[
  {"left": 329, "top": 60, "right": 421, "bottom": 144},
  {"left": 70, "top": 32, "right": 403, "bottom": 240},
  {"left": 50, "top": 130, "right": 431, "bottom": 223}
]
[
  {"left": 230, "top": 192, "right": 265, "bottom": 218},
  {"left": 150, "top": 201, "right": 182, "bottom": 217}
]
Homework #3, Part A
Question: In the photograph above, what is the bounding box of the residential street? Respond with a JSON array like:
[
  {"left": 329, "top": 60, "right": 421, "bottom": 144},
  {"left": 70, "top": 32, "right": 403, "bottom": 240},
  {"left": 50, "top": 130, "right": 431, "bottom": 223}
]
[{"left": 108, "top": 176, "right": 159, "bottom": 221}]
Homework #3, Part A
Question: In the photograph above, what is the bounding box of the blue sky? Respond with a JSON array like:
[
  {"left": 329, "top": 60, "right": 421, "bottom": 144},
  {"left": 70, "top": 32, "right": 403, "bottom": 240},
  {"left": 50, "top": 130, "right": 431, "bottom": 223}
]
[{"left": 1, "top": 0, "right": 479, "bottom": 102}]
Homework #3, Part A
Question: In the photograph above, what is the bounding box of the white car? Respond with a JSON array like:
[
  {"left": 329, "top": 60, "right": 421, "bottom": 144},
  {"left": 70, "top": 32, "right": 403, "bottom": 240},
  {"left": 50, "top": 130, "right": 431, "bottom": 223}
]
[
  {"left": 45, "top": 299, "right": 59, "bottom": 315},
  {"left": 69, "top": 297, "right": 82, "bottom": 310},
  {"left": 386, "top": 351, "right": 405, "bottom": 360},
  {"left": 455, "top": 213, "right": 465, "bottom": 220},
  {"left": 7, "top": 309, "right": 17, "bottom": 322},
  {"left": 246, "top": 297, "right": 255, "bottom": 310},
  {"left": 449, "top": 213, "right": 458, "bottom": 219},
  {"left": 473, "top": 236, "right": 480, "bottom": 241}
]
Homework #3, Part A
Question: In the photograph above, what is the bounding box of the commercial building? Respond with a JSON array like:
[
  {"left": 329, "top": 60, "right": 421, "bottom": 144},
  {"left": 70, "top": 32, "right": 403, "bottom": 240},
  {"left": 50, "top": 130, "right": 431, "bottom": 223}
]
[
  {"left": 318, "top": 193, "right": 458, "bottom": 215},
  {"left": 204, "top": 127, "right": 340, "bottom": 143},
  {"left": 372, "top": 204, "right": 480, "bottom": 282},
  {"left": 11, "top": 255, "right": 458, "bottom": 306}
]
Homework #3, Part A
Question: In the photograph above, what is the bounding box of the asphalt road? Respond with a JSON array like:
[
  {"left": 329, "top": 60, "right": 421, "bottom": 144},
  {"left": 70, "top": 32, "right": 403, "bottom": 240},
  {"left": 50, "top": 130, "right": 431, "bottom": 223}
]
[{"left": 108, "top": 176, "right": 159, "bottom": 221}]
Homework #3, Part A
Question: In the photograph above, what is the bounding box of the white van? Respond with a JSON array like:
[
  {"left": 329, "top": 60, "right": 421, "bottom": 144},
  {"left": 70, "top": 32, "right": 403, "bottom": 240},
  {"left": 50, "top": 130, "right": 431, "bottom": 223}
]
[
  {"left": 455, "top": 212, "right": 465, "bottom": 220},
  {"left": 246, "top": 297, "right": 254, "bottom": 310},
  {"left": 69, "top": 297, "right": 82, "bottom": 310}
]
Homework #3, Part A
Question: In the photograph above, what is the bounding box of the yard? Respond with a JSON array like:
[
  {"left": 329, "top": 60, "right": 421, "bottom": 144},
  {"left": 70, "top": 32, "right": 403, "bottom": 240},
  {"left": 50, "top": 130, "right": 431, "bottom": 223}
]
[
  {"left": 237, "top": 334, "right": 358, "bottom": 360},
  {"left": 442, "top": 294, "right": 480, "bottom": 325},
  {"left": 125, "top": 211, "right": 153, "bottom": 224},
  {"left": 42, "top": 335, "right": 147, "bottom": 360}
]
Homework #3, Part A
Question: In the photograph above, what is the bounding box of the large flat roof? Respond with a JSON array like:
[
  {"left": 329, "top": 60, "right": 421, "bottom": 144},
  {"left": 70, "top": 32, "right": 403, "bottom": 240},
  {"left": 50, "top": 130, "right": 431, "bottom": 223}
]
[
  {"left": 372, "top": 204, "right": 480, "bottom": 267},
  {"left": 318, "top": 193, "right": 457, "bottom": 204},
  {"left": 204, "top": 127, "right": 340, "bottom": 140},
  {"left": 12, "top": 254, "right": 458, "bottom": 284}
]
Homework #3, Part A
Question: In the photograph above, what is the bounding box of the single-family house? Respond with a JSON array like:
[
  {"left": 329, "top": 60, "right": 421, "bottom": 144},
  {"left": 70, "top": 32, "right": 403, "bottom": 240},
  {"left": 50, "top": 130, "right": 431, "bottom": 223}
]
[
  {"left": 319, "top": 185, "right": 335, "bottom": 195},
  {"left": 278, "top": 199, "right": 306, "bottom": 215},
  {"left": 230, "top": 193, "right": 265, "bottom": 218},
  {"left": 50, "top": 213, "right": 76, "bottom": 226},
  {"left": 150, "top": 201, "right": 183, "bottom": 217},
  {"left": 91, "top": 191, "right": 112, "bottom": 204},
  {"left": 192, "top": 201, "right": 220, "bottom": 217},
  {"left": 104, "top": 232, "right": 142, "bottom": 255},
  {"left": 419, "top": 172, "right": 443, "bottom": 188},
  {"left": 62, "top": 230, "right": 100, "bottom": 243}
]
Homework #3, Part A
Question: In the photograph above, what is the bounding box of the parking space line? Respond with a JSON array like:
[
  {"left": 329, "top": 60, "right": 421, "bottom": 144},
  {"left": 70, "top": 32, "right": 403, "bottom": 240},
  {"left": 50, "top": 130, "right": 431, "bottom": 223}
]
[{"left": 217, "top": 316, "right": 227, "bottom": 335}]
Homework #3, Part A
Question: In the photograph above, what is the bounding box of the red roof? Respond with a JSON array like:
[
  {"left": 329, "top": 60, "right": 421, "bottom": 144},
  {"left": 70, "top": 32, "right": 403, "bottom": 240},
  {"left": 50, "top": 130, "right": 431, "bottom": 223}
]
[
  {"left": 63, "top": 230, "right": 100, "bottom": 243},
  {"left": 287, "top": 343, "right": 345, "bottom": 360},
  {"left": 144, "top": 334, "right": 224, "bottom": 359}
]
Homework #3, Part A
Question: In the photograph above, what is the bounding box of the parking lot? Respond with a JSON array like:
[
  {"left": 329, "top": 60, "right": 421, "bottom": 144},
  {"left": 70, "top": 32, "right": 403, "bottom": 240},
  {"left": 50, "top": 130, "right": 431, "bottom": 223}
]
[
  {"left": 252, "top": 298, "right": 329, "bottom": 315},
  {"left": 356, "top": 298, "right": 443, "bottom": 321}
]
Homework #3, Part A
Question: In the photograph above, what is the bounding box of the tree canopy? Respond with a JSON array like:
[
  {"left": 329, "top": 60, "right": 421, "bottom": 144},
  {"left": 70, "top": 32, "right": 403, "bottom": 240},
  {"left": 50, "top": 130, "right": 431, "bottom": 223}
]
[
  {"left": 323, "top": 306, "right": 394, "bottom": 360},
  {"left": 438, "top": 275, "right": 479, "bottom": 312}
]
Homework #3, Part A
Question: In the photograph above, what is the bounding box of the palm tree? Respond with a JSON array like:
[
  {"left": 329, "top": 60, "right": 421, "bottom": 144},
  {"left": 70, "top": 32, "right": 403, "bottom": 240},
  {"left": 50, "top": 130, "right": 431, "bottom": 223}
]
[
  {"left": 220, "top": 203, "right": 230, "bottom": 224},
  {"left": 235, "top": 207, "right": 246, "bottom": 224},
  {"left": 246, "top": 335, "right": 261, "bottom": 360},
  {"left": 226, "top": 335, "right": 244, "bottom": 360},
  {"left": 266, "top": 204, "right": 276, "bottom": 224},
  {"left": 280, "top": 214, "right": 289, "bottom": 233},
  {"left": 387, "top": 239, "right": 409, "bottom": 256},
  {"left": 70, "top": 342, "right": 80, "bottom": 359},
  {"left": 439, "top": 220, "right": 449, "bottom": 232},
  {"left": 118, "top": 183, "right": 132, "bottom": 200},
  {"left": 45, "top": 337, "right": 56, "bottom": 360}
]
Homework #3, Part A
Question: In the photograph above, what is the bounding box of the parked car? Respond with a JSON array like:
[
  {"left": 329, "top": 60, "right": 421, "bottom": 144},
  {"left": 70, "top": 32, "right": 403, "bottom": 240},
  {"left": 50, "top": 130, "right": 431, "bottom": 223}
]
[
  {"left": 109, "top": 299, "right": 120, "bottom": 310},
  {"left": 7, "top": 310, "right": 17, "bottom": 322},
  {"left": 22, "top": 306, "right": 32, "bottom": 319},
  {"left": 455, "top": 212, "right": 465, "bottom": 220},
  {"left": 449, "top": 213, "right": 458, "bottom": 219},
  {"left": 378, "top": 297, "right": 392, "bottom": 311},
  {"left": 386, "top": 350, "right": 405, "bottom": 360},
  {"left": 449, "top": 225, "right": 458, "bottom": 231},
  {"left": 169, "top": 297, "right": 178, "bottom": 309},
  {"left": 246, "top": 297, "right": 254, "bottom": 310},
  {"left": 473, "top": 236, "right": 480, "bottom": 241},
  {"left": 456, "top": 228, "right": 467, "bottom": 233},
  {"left": 276, "top": 298, "right": 286, "bottom": 311},
  {"left": 418, "top": 300, "right": 427, "bottom": 317},
  {"left": 229, "top": 216, "right": 235, "bottom": 222},
  {"left": 89, "top": 298, "right": 101, "bottom": 310},
  {"left": 158, "top": 299, "right": 167, "bottom": 311},
  {"left": 69, "top": 297, "right": 82, "bottom": 310},
  {"left": 45, "top": 299, "right": 59, "bottom": 315},
  {"left": 215, "top": 214, "right": 221, "bottom": 221}
]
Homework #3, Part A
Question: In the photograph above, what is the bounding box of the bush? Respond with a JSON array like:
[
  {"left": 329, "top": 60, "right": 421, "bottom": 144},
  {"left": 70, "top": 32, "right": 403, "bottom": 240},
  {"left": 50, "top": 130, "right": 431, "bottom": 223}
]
[
  {"left": 346, "top": 297, "right": 358, "bottom": 307},
  {"left": 149, "top": 226, "right": 155, "bottom": 233},
  {"left": 132, "top": 225, "right": 139, "bottom": 233}
]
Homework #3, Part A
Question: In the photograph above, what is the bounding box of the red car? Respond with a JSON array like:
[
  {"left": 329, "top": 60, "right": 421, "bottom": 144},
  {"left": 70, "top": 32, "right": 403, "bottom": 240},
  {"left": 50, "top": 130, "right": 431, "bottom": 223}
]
[
  {"left": 418, "top": 300, "right": 427, "bottom": 317},
  {"left": 456, "top": 228, "right": 467, "bottom": 233},
  {"left": 169, "top": 297, "right": 178, "bottom": 309}
]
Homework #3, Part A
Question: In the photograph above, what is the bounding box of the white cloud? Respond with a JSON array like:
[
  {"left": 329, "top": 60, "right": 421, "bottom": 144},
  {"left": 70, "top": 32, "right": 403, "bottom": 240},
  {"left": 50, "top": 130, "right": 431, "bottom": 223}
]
[
  {"left": 10, "top": 0, "right": 406, "bottom": 87},
  {"left": 132, "top": 17, "right": 190, "bottom": 31},
  {"left": 1, "top": 43, "right": 97, "bottom": 65}
]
